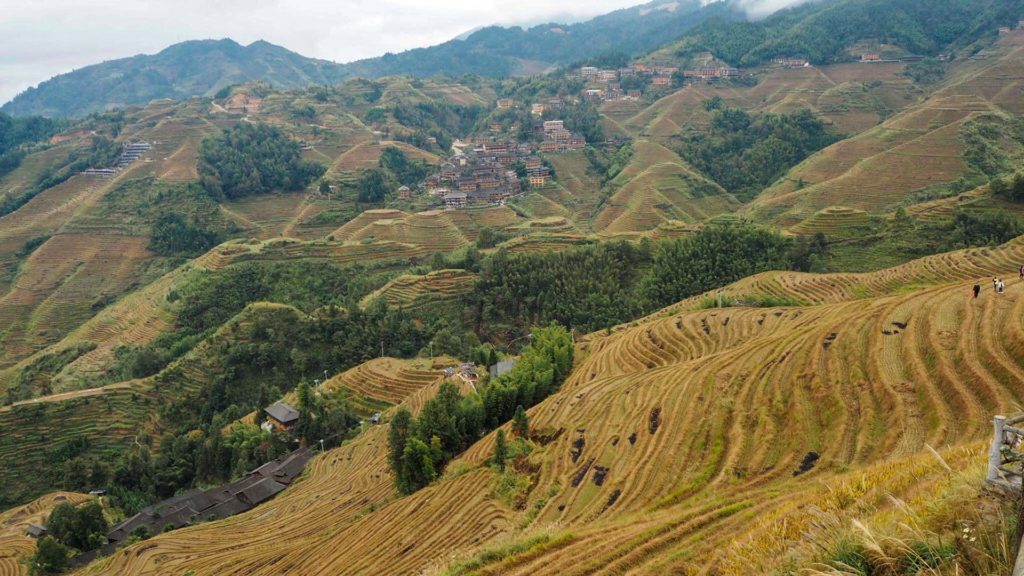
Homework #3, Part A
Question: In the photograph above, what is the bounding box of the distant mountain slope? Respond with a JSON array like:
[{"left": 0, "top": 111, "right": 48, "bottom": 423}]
[
  {"left": 3, "top": 1, "right": 740, "bottom": 118},
  {"left": 668, "top": 0, "right": 1024, "bottom": 65},
  {"left": 1, "top": 39, "right": 350, "bottom": 118},
  {"left": 345, "top": 0, "right": 740, "bottom": 78}
]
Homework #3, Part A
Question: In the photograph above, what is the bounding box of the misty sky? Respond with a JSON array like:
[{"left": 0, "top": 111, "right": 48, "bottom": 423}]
[{"left": 0, "top": 0, "right": 807, "bottom": 105}]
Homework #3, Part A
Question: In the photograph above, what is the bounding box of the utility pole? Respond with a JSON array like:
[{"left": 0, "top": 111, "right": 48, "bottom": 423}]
[
  {"left": 380, "top": 340, "right": 384, "bottom": 358},
  {"left": 429, "top": 340, "right": 434, "bottom": 360},
  {"left": 319, "top": 438, "right": 325, "bottom": 453}
]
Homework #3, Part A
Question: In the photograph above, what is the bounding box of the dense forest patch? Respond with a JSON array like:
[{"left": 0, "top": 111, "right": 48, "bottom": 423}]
[
  {"left": 198, "top": 123, "right": 325, "bottom": 200},
  {"left": 674, "top": 101, "right": 840, "bottom": 202}
]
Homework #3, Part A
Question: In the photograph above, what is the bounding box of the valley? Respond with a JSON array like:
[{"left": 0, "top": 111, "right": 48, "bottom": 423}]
[{"left": 2, "top": 1, "right": 1024, "bottom": 574}]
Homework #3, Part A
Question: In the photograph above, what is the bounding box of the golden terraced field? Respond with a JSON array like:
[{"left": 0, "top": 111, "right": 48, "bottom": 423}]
[{"left": 67, "top": 236, "right": 1024, "bottom": 575}]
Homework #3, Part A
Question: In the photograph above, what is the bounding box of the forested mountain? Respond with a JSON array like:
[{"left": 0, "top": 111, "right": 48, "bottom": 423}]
[
  {"left": 344, "top": 1, "right": 740, "bottom": 78},
  {"left": 1, "top": 39, "right": 351, "bottom": 118},
  {"left": 671, "top": 0, "right": 1024, "bottom": 65},
  {"left": 3, "top": 1, "right": 737, "bottom": 118},
  {"left": 11, "top": 0, "right": 1020, "bottom": 119}
]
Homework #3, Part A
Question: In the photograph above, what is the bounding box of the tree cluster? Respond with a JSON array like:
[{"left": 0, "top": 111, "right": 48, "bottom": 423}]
[
  {"left": 357, "top": 147, "right": 431, "bottom": 203},
  {"left": 148, "top": 213, "right": 221, "bottom": 257},
  {"left": 0, "top": 113, "right": 64, "bottom": 180},
  {"left": 991, "top": 172, "right": 1024, "bottom": 202},
  {"left": 29, "top": 501, "right": 108, "bottom": 574},
  {"left": 387, "top": 326, "right": 572, "bottom": 493},
  {"left": 198, "top": 123, "right": 325, "bottom": 200},
  {"left": 676, "top": 104, "right": 839, "bottom": 202}
]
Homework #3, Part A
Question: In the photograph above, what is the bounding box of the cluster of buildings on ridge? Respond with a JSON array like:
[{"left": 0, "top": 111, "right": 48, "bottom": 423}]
[
  {"left": 564, "top": 62, "right": 742, "bottom": 101},
  {"left": 82, "top": 141, "right": 152, "bottom": 178},
  {"left": 28, "top": 447, "right": 313, "bottom": 566},
  {"left": 416, "top": 120, "right": 586, "bottom": 210}
]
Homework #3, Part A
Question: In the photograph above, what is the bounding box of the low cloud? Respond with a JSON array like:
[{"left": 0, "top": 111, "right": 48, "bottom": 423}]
[{"left": 718, "top": 0, "right": 817, "bottom": 18}]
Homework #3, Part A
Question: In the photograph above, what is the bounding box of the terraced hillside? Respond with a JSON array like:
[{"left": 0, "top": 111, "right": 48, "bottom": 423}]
[
  {"left": 319, "top": 357, "right": 452, "bottom": 414},
  {"left": 331, "top": 206, "right": 524, "bottom": 252},
  {"left": 746, "top": 33, "right": 1024, "bottom": 229},
  {"left": 70, "top": 236, "right": 1024, "bottom": 575},
  {"left": 0, "top": 493, "right": 92, "bottom": 576},
  {"left": 592, "top": 140, "right": 738, "bottom": 234},
  {"left": 360, "top": 269, "right": 477, "bottom": 312}
]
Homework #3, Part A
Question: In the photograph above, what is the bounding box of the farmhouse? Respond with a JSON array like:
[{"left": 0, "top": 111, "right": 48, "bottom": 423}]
[
  {"left": 237, "top": 478, "right": 287, "bottom": 507},
  {"left": 264, "top": 403, "right": 299, "bottom": 433},
  {"left": 531, "top": 103, "right": 546, "bottom": 115},
  {"left": 543, "top": 120, "right": 565, "bottom": 132},
  {"left": 444, "top": 191, "right": 468, "bottom": 209},
  {"left": 652, "top": 76, "right": 671, "bottom": 86},
  {"left": 580, "top": 66, "right": 599, "bottom": 78},
  {"left": 597, "top": 70, "right": 618, "bottom": 82},
  {"left": 999, "top": 26, "right": 1011, "bottom": 35},
  {"left": 861, "top": 53, "right": 882, "bottom": 62},
  {"left": 773, "top": 57, "right": 809, "bottom": 68},
  {"left": 398, "top": 186, "right": 412, "bottom": 199},
  {"left": 26, "top": 524, "right": 47, "bottom": 538},
  {"left": 496, "top": 98, "right": 515, "bottom": 109},
  {"left": 107, "top": 448, "right": 313, "bottom": 545}
]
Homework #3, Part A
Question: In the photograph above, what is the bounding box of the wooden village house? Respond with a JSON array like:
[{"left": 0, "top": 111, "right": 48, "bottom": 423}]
[{"left": 264, "top": 403, "right": 299, "bottom": 433}]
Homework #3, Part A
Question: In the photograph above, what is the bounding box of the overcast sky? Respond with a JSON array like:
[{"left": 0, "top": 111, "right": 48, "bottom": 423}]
[{"left": 0, "top": 0, "right": 808, "bottom": 106}]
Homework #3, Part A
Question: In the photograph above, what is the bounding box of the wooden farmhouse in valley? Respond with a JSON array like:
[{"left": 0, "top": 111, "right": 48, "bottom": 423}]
[{"left": 264, "top": 403, "right": 300, "bottom": 433}]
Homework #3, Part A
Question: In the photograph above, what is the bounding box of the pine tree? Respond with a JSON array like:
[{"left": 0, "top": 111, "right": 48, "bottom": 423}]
[
  {"left": 512, "top": 406, "right": 529, "bottom": 438},
  {"left": 492, "top": 429, "right": 509, "bottom": 472},
  {"left": 387, "top": 408, "right": 412, "bottom": 481}
]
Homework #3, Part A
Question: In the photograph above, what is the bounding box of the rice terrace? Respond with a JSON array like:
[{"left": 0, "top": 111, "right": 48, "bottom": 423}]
[{"left": 3, "top": 0, "right": 1024, "bottom": 575}]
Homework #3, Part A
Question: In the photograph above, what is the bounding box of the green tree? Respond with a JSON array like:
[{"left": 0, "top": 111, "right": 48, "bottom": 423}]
[
  {"left": 400, "top": 438, "right": 438, "bottom": 493},
  {"left": 29, "top": 536, "right": 69, "bottom": 575},
  {"left": 388, "top": 408, "right": 412, "bottom": 482},
  {"left": 492, "top": 429, "right": 509, "bottom": 471},
  {"left": 356, "top": 169, "right": 391, "bottom": 203},
  {"left": 512, "top": 406, "right": 529, "bottom": 438},
  {"left": 45, "top": 500, "right": 108, "bottom": 552}
]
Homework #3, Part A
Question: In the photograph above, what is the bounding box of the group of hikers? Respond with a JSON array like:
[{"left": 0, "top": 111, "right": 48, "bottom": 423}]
[{"left": 972, "top": 265, "right": 1024, "bottom": 298}]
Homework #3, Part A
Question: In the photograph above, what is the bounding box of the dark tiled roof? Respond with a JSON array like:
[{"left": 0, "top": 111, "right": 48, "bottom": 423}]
[
  {"left": 265, "top": 403, "right": 299, "bottom": 425},
  {"left": 26, "top": 524, "right": 46, "bottom": 537},
  {"left": 236, "top": 478, "right": 287, "bottom": 507},
  {"left": 107, "top": 448, "right": 309, "bottom": 542}
]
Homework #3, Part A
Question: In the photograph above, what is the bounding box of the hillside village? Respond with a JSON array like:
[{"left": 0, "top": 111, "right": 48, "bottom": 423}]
[
  {"left": 411, "top": 108, "right": 590, "bottom": 208},
  {"left": 4, "top": 2, "right": 1024, "bottom": 576}
]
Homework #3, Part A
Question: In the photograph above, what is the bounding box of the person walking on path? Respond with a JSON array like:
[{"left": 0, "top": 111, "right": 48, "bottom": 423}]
[
  {"left": 1019, "top": 264, "right": 1023, "bottom": 279},
  {"left": 973, "top": 283, "right": 981, "bottom": 298},
  {"left": 998, "top": 279, "right": 1006, "bottom": 294}
]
